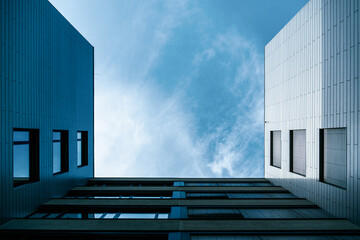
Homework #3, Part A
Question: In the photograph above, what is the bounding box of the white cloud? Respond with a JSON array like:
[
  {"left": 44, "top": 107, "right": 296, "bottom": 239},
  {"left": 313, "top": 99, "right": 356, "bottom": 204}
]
[
  {"left": 51, "top": 0, "right": 265, "bottom": 178},
  {"left": 95, "top": 77, "right": 209, "bottom": 177},
  {"left": 203, "top": 29, "right": 264, "bottom": 177}
]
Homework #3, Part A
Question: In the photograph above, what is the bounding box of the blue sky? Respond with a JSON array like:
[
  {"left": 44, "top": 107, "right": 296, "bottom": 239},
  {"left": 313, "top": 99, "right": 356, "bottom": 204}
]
[{"left": 50, "top": 0, "right": 308, "bottom": 177}]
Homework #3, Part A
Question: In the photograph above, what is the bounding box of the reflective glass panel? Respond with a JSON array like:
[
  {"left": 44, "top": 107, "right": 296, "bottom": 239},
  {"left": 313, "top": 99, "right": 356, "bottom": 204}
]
[
  {"left": 77, "top": 136, "right": 82, "bottom": 166},
  {"left": 13, "top": 144, "right": 30, "bottom": 178},
  {"left": 13, "top": 131, "right": 29, "bottom": 142},
  {"left": 53, "top": 141, "right": 61, "bottom": 173}
]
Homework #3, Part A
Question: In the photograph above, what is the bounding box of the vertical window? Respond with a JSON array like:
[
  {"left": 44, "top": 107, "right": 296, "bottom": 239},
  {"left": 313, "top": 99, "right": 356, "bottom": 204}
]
[
  {"left": 290, "top": 130, "right": 306, "bottom": 176},
  {"left": 320, "top": 128, "right": 347, "bottom": 189},
  {"left": 13, "top": 129, "right": 39, "bottom": 187},
  {"left": 53, "top": 130, "right": 69, "bottom": 174},
  {"left": 77, "top": 131, "right": 88, "bottom": 167},
  {"left": 270, "top": 131, "right": 281, "bottom": 168}
]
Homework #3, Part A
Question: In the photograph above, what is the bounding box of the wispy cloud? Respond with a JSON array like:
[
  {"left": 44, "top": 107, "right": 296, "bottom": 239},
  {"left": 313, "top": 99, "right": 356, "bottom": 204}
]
[
  {"left": 193, "top": 28, "right": 264, "bottom": 177},
  {"left": 94, "top": 5, "right": 264, "bottom": 177},
  {"left": 51, "top": 0, "right": 265, "bottom": 178}
]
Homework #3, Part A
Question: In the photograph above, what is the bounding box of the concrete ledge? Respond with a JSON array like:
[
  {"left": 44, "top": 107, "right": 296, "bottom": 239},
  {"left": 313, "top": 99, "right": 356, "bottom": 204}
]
[
  {"left": 71, "top": 186, "right": 287, "bottom": 192},
  {"left": 43, "top": 198, "right": 316, "bottom": 207},
  {"left": 1, "top": 219, "right": 359, "bottom": 232},
  {"left": 89, "top": 178, "right": 269, "bottom": 183}
]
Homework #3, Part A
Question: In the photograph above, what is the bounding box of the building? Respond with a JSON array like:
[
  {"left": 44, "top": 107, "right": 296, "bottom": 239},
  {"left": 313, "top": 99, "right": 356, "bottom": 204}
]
[
  {"left": 265, "top": 0, "right": 360, "bottom": 225},
  {"left": 0, "top": 0, "right": 94, "bottom": 224},
  {"left": 1, "top": 0, "right": 360, "bottom": 239},
  {"left": 1, "top": 177, "right": 360, "bottom": 239}
]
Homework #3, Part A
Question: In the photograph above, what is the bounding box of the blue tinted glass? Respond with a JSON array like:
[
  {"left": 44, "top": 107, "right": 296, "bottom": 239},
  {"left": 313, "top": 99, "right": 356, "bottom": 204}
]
[
  {"left": 60, "top": 213, "right": 81, "bottom": 219},
  {"left": 77, "top": 140, "right": 82, "bottom": 166},
  {"left": 104, "top": 213, "right": 116, "bottom": 219},
  {"left": 119, "top": 213, "right": 156, "bottom": 219},
  {"left": 94, "top": 213, "right": 105, "bottom": 219},
  {"left": 53, "top": 142, "right": 61, "bottom": 173},
  {"left": 13, "top": 144, "right": 30, "bottom": 178},
  {"left": 13, "top": 131, "right": 29, "bottom": 142},
  {"left": 53, "top": 131, "right": 61, "bottom": 141},
  {"left": 77, "top": 132, "right": 82, "bottom": 140},
  {"left": 157, "top": 213, "right": 169, "bottom": 219},
  {"left": 28, "top": 213, "right": 47, "bottom": 219}
]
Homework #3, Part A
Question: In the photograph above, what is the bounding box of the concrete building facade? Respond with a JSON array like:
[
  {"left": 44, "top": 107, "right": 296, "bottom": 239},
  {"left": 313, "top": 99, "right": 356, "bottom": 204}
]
[
  {"left": 1, "top": 178, "right": 360, "bottom": 239},
  {"left": 0, "top": 0, "right": 94, "bottom": 224},
  {"left": 1, "top": 0, "right": 360, "bottom": 239},
  {"left": 265, "top": 0, "right": 360, "bottom": 224}
]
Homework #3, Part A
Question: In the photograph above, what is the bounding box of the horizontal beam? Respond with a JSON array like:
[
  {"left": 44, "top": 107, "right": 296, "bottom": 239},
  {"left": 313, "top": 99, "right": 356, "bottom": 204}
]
[
  {"left": 43, "top": 198, "right": 315, "bottom": 207},
  {"left": 89, "top": 178, "right": 269, "bottom": 183},
  {"left": 71, "top": 186, "right": 287, "bottom": 193},
  {"left": 1, "top": 219, "right": 359, "bottom": 232}
]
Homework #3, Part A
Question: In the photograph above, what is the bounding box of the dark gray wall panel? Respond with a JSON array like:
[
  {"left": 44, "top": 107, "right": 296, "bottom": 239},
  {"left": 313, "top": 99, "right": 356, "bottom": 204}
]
[{"left": 0, "top": 0, "right": 94, "bottom": 223}]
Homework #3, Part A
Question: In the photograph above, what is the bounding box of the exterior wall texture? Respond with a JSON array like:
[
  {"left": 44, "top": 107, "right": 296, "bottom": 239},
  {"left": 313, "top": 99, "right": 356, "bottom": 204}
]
[
  {"left": 265, "top": 0, "right": 359, "bottom": 224},
  {"left": 1, "top": 178, "right": 360, "bottom": 239},
  {"left": 0, "top": 0, "right": 94, "bottom": 223}
]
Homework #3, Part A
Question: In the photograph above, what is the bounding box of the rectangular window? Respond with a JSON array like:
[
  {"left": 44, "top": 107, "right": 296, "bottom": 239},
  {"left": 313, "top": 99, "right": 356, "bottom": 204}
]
[
  {"left": 290, "top": 130, "right": 306, "bottom": 176},
  {"left": 188, "top": 208, "right": 332, "bottom": 220},
  {"left": 53, "top": 130, "right": 69, "bottom": 174},
  {"left": 13, "top": 129, "right": 39, "bottom": 187},
  {"left": 320, "top": 128, "right": 347, "bottom": 189},
  {"left": 184, "top": 182, "right": 272, "bottom": 187},
  {"left": 77, "top": 131, "right": 88, "bottom": 167},
  {"left": 270, "top": 131, "right": 281, "bottom": 168}
]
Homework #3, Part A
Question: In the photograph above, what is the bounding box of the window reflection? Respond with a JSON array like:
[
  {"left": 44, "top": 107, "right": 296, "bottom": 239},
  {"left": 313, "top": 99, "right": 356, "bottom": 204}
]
[
  {"left": 13, "top": 129, "right": 39, "bottom": 187},
  {"left": 77, "top": 132, "right": 82, "bottom": 166}
]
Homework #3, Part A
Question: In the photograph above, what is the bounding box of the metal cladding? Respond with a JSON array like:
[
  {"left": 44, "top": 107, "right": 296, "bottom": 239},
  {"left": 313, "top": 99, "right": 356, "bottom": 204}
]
[
  {"left": 265, "top": 0, "right": 360, "bottom": 224},
  {"left": 0, "top": 0, "right": 94, "bottom": 223}
]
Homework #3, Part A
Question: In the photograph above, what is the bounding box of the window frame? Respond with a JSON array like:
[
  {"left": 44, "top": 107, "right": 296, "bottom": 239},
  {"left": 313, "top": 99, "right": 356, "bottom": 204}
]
[
  {"left": 13, "top": 128, "right": 39, "bottom": 187},
  {"left": 270, "top": 130, "right": 281, "bottom": 168},
  {"left": 77, "top": 131, "right": 88, "bottom": 167},
  {"left": 319, "top": 128, "right": 347, "bottom": 189},
  {"left": 53, "top": 130, "right": 69, "bottom": 175},
  {"left": 289, "top": 129, "right": 306, "bottom": 176}
]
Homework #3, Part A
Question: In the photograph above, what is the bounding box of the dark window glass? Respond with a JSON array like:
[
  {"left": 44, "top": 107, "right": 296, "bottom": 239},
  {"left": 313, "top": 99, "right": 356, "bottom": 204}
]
[
  {"left": 290, "top": 130, "right": 306, "bottom": 176},
  {"left": 188, "top": 208, "right": 332, "bottom": 220},
  {"left": 270, "top": 131, "right": 281, "bottom": 168},
  {"left": 77, "top": 131, "right": 88, "bottom": 167},
  {"left": 320, "top": 128, "right": 347, "bottom": 189},
  {"left": 188, "top": 208, "right": 244, "bottom": 220},
  {"left": 53, "top": 130, "right": 69, "bottom": 174},
  {"left": 13, "top": 129, "right": 39, "bottom": 187},
  {"left": 185, "top": 182, "right": 272, "bottom": 187},
  {"left": 186, "top": 192, "right": 296, "bottom": 199},
  {"left": 28, "top": 211, "right": 169, "bottom": 219}
]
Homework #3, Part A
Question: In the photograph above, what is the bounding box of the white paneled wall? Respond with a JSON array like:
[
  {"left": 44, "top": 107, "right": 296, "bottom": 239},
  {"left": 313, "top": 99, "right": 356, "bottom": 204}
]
[
  {"left": 0, "top": 0, "right": 94, "bottom": 223},
  {"left": 265, "top": 0, "right": 359, "bottom": 224}
]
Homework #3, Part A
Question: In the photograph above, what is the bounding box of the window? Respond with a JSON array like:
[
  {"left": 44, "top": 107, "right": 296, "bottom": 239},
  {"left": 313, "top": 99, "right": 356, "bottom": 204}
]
[
  {"left": 13, "top": 129, "right": 39, "bottom": 187},
  {"left": 77, "top": 131, "right": 88, "bottom": 167},
  {"left": 53, "top": 130, "right": 69, "bottom": 174},
  {"left": 28, "top": 211, "right": 169, "bottom": 219},
  {"left": 320, "top": 128, "right": 347, "bottom": 189},
  {"left": 290, "top": 130, "right": 306, "bottom": 176},
  {"left": 270, "top": 131, "right": 281, "bottom": 168},
  {"left": 186, "top": 192, "right": 296, "bottom": 199},
  {"left": 188, "top": 208, "right": 332, "bottom": 220},
  {"left": 184, "top": 182, "right": 272, "bottom": 187}
]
